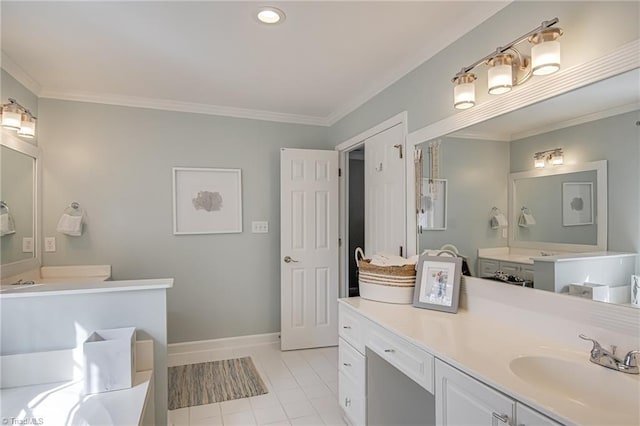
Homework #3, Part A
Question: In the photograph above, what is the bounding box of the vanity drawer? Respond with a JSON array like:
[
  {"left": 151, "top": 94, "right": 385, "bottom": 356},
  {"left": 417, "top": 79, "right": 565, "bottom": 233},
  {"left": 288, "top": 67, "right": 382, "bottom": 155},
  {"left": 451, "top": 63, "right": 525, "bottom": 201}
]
[
  {"left": 339, "top": 337, "right": 365, "bottom": 393},
  {"left": 339, "top": 305, "right": 365, "bottom": 354},
  {"left": 478, "top": 258, "right": 499, "bottom": 277},
  {"left": 365, "top": 322, "right": 434, "bottom": 393},
  {"left": 339, "top": 371, "right": 366, "bottom": 426}
]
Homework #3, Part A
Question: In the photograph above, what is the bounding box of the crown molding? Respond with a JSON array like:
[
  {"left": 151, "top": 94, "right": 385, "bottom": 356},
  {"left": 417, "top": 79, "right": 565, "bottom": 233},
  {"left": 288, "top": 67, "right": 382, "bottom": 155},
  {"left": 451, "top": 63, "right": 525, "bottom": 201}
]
[
  {"left": 1, "top": 52, "right": 42, "bottom": 96},
  {"left": 38, "top": 89, "right": 329, "bottom": 126},
  {"left": 408, "top": 38, "right": 640, "bottom": 146},
  {"left": 325, "top": 1, "right": 511, "bottom": 127}
]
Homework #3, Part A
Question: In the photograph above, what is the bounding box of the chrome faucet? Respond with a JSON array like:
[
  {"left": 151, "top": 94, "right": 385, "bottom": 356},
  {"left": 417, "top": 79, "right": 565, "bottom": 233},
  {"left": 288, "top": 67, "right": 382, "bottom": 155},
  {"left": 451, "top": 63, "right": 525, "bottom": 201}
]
[{"left": 579, "top": 334, "right": 639, "bottom": 374}]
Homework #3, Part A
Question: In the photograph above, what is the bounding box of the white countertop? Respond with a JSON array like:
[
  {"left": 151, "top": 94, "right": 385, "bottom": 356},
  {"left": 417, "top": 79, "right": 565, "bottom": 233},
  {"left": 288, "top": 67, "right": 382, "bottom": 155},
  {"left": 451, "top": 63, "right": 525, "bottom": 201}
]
[
  {"left": 0, "top": 371, "right": 152, "bottom": 426},
  {"left": 0, "top": 278, "right": 173, "bottom": 298},
  {"left": 531, "top": 251, "right": 638, "bottom": 263},
  {"left": 339, "top": 297, "right": 640, "bottom": 426}
]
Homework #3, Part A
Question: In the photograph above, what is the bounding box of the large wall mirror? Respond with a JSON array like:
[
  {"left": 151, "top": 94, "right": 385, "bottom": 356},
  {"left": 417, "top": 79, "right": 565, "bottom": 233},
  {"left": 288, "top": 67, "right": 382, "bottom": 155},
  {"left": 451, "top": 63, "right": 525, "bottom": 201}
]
[
  {"left": 0, "top": 132, "right": 40, "bottom": 277},
  {"left": 413, "top": 65, "right": 639, "bottom": 307}
]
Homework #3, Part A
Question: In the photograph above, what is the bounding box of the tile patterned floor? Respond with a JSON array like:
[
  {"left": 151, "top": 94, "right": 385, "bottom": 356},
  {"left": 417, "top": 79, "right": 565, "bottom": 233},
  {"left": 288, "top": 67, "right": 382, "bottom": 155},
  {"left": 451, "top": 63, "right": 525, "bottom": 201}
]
[{"left": 168, "top": 343, "right": 344, "bottom": 426}]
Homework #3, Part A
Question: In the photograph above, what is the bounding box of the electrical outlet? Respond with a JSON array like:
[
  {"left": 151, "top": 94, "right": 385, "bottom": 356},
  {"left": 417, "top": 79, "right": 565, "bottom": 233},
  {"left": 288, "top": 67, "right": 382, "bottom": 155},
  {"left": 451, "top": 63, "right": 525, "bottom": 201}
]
[
  {"left": 22, "top": 237, "right": 33, "bottom": 253},
  {"left": 251, "top": 221, "right": 269, "bottom": 233},
  {"left": 45, "top": 237, "right": 56, "bottom": 252},
  {"left": 502, "top": 228, "right": 508, "bottom": 239}
]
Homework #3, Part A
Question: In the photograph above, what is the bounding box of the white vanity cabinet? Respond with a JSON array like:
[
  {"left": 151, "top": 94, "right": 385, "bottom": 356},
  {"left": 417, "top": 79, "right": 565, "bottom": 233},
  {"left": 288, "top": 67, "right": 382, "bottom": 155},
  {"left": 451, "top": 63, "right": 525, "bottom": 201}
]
[
  {"left": 338, "top": 305, "right": 367, "bottom": 426},
  {"left": 436, "top": 359, "right": 561, "bottom": 426},
  {"left": 478, "top": 258, "right": 534, "bottom": 282}
]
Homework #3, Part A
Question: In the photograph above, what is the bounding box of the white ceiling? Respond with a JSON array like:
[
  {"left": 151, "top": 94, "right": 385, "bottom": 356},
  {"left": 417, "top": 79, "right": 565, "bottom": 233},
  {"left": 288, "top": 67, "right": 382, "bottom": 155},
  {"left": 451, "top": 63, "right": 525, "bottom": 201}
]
[{"left": 1, "top": 1, "right": 509, "bottom": 126}]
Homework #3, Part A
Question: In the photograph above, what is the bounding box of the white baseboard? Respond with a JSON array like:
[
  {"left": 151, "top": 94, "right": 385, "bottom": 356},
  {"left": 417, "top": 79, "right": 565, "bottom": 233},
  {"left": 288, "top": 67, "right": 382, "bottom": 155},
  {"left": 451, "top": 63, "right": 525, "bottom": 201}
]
[{"left": 168, "top": 332, "right": 280, "bottom": 355}]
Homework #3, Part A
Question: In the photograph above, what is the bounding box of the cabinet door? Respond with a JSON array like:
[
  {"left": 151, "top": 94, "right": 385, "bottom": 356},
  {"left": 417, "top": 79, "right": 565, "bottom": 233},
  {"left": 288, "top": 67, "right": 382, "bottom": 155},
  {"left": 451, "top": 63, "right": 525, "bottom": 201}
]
[
  {"left": 520, "top": 266, "right": 535, "bottom": 283},
  {"left": 478, "top": 258, "right": 499, "bottom": 277},
  {"left": 436, "top": 360, "right": 515, "bottom": 426},
  {"left": 516, "top": 403, "right": 562, "bottom": 426},
  {"left": 339, "top": 371, "right": 366, "bottom": 426}
]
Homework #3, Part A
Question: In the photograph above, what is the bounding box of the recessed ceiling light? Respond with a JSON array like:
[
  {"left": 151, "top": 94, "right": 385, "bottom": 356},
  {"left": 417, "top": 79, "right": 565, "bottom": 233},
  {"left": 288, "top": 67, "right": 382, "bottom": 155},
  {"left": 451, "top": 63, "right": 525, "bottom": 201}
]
[{"left": 257, "top": 7, "right": 285, "bottom": 25}]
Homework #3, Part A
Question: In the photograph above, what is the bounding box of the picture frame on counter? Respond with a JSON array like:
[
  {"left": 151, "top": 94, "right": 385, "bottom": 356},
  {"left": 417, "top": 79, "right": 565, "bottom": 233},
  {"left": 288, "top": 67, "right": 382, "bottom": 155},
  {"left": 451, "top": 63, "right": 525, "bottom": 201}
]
[{"left": 413, "top": 255, "right": 462, "bottom": 313}]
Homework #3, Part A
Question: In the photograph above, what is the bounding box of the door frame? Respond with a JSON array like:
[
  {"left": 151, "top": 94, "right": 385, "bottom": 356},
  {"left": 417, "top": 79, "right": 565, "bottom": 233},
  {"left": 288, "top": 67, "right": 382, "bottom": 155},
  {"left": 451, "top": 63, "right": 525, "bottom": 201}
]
[{"left": 334, "top": 111, "right": 411, "bottom": 298}]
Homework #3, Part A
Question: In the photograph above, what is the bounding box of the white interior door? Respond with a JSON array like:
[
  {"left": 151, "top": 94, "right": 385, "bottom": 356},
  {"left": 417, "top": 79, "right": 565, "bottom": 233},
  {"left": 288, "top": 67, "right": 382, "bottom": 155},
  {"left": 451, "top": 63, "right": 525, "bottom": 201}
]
[
  {"left": 364, "top": 124, "right": 406, "bottom": 257},
  {"left": 280, "top": 148, "right": 339, "bottom": 350}
]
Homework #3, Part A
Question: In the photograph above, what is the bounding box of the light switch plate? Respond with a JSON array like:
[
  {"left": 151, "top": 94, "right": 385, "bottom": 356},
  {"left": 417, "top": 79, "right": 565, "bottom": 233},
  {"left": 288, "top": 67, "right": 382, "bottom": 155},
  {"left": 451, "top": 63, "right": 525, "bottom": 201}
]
[
  {"left": 45, "top": 237, "right": 56, "bottom": 252},
  {"left": 22, "top": 237, "right": 33, "bottom": 253},
  {"left": 251, "top": 221, "right": 269, "bottom": 233}
]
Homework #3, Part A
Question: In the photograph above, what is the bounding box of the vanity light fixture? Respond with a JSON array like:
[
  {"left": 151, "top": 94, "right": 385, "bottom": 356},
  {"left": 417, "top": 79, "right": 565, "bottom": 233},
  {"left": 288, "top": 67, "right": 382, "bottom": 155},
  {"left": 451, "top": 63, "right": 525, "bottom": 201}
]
[
  {"left": 1, "top": 98, "right": 36, "bottom": 139},
  {"left": 257, "top": 6, "right": 285, "bottom": 24},
  {"left": 533, "top": 148, "right": 564, "bottom": 168},
  {"left": 452, "top": 18, "right": 563, "bottom": 109}
]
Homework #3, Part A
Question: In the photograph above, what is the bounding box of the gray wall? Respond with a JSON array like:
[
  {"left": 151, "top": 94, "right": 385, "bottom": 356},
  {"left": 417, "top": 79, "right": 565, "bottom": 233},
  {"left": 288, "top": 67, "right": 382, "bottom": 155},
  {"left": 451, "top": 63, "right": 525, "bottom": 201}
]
[
  {"left": 38, "top": 99, "right": 329, "bottom": 343},
  {"left": 515, "top": 171, "right": 597, "bottom": 245},
  {"left": 1, "top": 145, "right": 35, "bottom": 264},
  {"left": 417, "top": 136, "right": 509, "bottom": 273},
  {"left": 511, "top": 110, "right": 639, "bottom": 253},
  {"left": 328, "top": 1, "right": 640, "bottom": 144}
]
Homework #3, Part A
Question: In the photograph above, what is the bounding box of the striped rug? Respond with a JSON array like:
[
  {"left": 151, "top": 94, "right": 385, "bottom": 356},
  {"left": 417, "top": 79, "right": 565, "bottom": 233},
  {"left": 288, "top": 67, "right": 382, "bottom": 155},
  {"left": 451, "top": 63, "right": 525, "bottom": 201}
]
[{"left": 168, "top": 357, "right": 268, "bottom": 410}]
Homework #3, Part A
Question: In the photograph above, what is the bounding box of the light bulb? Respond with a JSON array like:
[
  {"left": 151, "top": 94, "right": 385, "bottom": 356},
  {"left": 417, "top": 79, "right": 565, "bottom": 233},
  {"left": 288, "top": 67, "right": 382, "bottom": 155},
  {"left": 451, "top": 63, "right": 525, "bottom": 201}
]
[
  {"left": 529, "top": 28, "right": 563, "bottom": 76},
  {"left": 452, "top": 73, "right": 476, "bottom": 110},
  {"left": 487, "top": 54, "right": 514, "bottom": 95}
]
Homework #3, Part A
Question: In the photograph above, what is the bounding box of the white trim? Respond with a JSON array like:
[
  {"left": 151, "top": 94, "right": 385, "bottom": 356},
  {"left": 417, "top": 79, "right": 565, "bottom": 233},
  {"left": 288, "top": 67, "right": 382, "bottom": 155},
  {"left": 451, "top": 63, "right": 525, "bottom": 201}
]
[
  {"left": 508, "top": 161, "right": 607, "bottom": 252},
  {"left": 335, "top": 111, "right": 408, "bottom": 152},
  {"left": 335, "top": 112, "right": 410, "bottom": 299},
  {"left": 0, "top": 131, "right": 42, "bottom": 279},
  {"left": 408, "top": 39, "right": 640, "bottom": 147},
  {"left": 1, "top": 52, "right": 42, "bottom": 96},
  {"left": 167, "top": 332, "right": 280, "bottom": 355},
  {"left": 39, "top": 89, "right": 329, "bottom": 127},
  {"left": 512, "top": 102, "right": 640, "bottom": 141}
]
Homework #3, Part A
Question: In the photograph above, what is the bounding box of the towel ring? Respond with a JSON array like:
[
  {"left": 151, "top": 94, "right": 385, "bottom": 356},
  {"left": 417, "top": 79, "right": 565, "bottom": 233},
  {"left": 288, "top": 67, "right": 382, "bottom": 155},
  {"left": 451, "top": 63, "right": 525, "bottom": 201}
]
[{"left": 63, "top": 202, "right": 84, "bottom": 217}]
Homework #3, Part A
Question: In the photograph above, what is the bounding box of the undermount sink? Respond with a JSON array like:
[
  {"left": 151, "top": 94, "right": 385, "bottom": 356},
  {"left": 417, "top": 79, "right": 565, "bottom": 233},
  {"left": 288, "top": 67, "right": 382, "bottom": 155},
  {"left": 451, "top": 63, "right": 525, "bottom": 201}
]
[{"left": 509, "top": 355, "right": 640, "bottom": 410}]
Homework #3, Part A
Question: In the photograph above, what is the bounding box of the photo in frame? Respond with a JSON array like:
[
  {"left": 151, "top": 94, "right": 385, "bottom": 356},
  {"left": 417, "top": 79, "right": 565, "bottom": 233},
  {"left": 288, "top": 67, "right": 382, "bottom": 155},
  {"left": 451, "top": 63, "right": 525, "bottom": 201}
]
[
  {"left": 413, "top": 255, "right": 462, "bottom": 313},
  {"left": 173, "top": 167, "right": 242, "bottom": 235},
  {"left": 562, "top": 182, "right": 593, "bottom": 226}
]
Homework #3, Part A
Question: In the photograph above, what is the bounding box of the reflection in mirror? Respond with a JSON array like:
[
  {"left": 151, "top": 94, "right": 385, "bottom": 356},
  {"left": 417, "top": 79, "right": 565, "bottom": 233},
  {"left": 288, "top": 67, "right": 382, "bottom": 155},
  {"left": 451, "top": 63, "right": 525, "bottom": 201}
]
[
  {"left": 510, "top": 162, "right": 606, "bottom": 250},
  {"left": 416, "top": 68, "right": 639, "bottom": 307},
  {"left": 1, "top": 144, "right": 35, "bottom": 265}
]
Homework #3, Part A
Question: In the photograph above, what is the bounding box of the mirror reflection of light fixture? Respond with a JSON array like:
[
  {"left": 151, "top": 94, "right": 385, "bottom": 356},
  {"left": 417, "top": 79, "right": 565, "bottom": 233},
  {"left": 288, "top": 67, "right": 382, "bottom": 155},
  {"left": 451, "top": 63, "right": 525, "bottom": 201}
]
[
  {"left": 1, "top": 98, "right": 36, "bottom": 139},
  {"left": 534, "top": 148, "right": 564, "bottom": 168},
  {"left": 452, "top": 72, "right": 477, "bottom": 109},
  {"left": 452, "top": 18, "right": 563, "bottom": 110}
]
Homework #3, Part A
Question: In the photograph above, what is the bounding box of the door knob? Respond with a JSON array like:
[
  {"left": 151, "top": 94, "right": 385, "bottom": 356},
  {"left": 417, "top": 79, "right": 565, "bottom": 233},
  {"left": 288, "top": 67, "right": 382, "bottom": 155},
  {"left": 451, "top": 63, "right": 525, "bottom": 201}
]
[{"left": 283, "top": 256, "right": 299, "bottom": 263}]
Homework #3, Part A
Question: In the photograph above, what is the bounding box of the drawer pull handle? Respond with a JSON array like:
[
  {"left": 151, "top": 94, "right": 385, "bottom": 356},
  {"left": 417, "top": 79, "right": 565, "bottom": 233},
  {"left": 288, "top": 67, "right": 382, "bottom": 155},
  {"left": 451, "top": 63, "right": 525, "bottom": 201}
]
[
  {"left": 344, "top": 397, "right": 351, "bottom": 407},
  {"left": 343, "top": 325, "right": 352, "bottom": 329},
  {"left": 384, "top": 349, "right": 395, "bottom": 353},
  {"left": 343, "top": 362, "right": 352, "bottom": 367},
  {"left": 492, "top": 413, "right": 509, "bottom": 424}
]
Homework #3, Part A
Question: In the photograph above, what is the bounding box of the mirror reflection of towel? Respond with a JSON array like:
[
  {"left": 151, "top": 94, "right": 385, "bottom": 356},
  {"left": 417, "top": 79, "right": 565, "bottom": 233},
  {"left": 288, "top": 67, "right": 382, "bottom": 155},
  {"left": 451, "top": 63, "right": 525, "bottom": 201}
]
[
  {"left": 0, "top": 212, "right": 16, "bottom": 236},
  {"left": 56, "top": 213, "right": 83, "bottom": 236},
  {"left": 518, "top": 212, "right": 536, "bottom": 227}
]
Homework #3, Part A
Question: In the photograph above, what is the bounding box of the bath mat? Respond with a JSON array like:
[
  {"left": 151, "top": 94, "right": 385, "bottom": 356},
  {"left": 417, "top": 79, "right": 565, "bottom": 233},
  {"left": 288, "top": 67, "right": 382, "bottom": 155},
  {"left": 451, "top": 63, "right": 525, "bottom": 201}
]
[{"left": 168, "top": 356, "right": 268, "bottom": 410}]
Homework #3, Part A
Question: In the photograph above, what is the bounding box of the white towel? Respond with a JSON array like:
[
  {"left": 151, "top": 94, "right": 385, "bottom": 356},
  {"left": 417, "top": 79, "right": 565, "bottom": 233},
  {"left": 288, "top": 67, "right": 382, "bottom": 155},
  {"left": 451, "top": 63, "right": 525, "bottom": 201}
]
[
  {"left": 518, "top": 212, "right": 537, "bottom": 227},
  {"left": 56, "top": 213, "right": 83, "bottom": 236},
  {"left": 490, "top": 213, "right": 508, "bottom": 229},
  {"left": 370, "top": 253, "right": 418, "bottom": 267},
  {"left": 0, "top": 212, "right": 16, "bottom": 236}
]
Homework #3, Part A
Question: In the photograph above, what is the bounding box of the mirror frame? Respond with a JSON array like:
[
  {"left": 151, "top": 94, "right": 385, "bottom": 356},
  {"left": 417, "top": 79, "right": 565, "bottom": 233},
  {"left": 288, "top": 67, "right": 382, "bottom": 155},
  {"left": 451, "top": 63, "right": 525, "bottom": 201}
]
[
  {"left": 508, "top": 160, "right": 607, "bottom": 252},
  {"left": 0, "top": 130, "right": 41, "bottom": 278},
  {"left": 407, "top": 40, "right": 639, "bottom": 254}
]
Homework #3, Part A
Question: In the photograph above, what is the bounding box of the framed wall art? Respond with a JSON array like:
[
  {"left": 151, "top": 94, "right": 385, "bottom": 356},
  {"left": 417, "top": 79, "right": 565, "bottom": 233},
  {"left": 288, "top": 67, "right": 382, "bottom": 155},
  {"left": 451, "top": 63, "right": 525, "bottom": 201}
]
[
  {"left": 562, "top": 182, "right": 593, "bottom": 226},
  {"left": 172, "top": 167, "right": 242, "bottom": 235}
]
